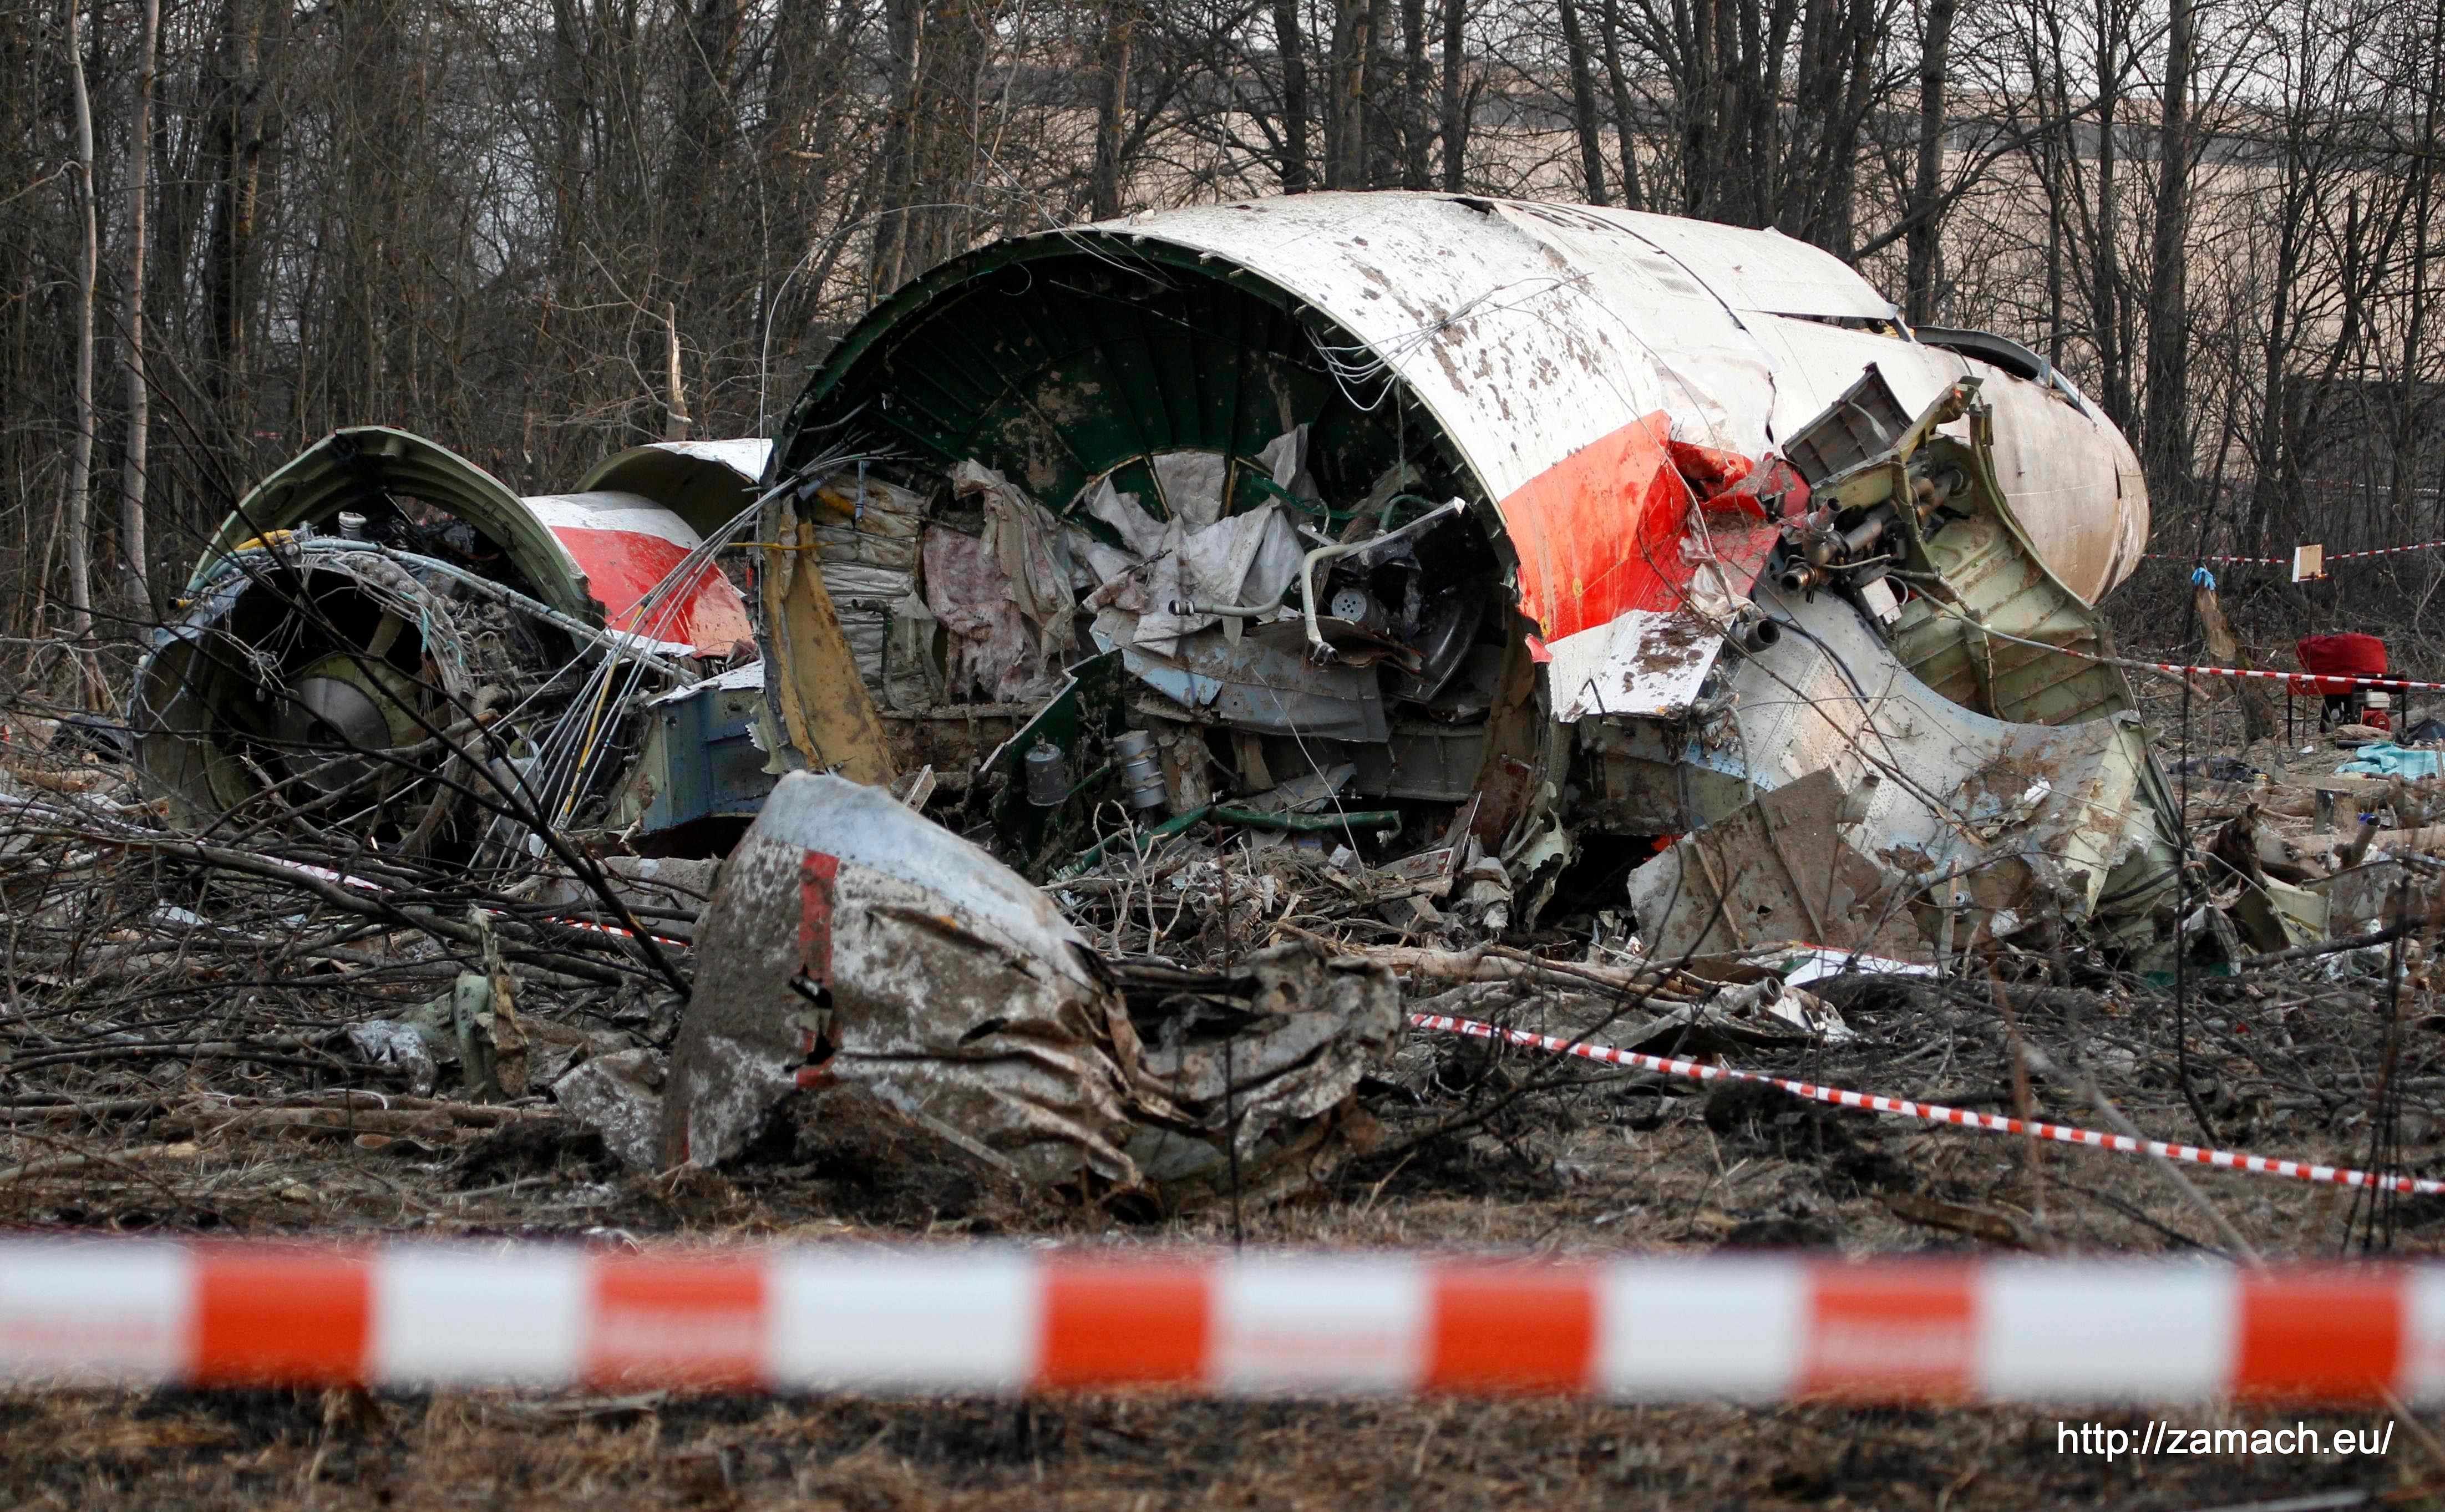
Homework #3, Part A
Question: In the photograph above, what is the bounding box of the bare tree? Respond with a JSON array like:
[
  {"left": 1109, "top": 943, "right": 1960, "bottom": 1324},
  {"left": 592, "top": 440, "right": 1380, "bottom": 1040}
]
[
  {"left": 2142, "top": 0, "right": 2196, "bottom": 506},
  {"left": 1904, "top": 0, "right": 1956, "bottom": 323},
  {"left": 1557, "top": 0, "right": 1609, "bottom": 204},
  {"left": 118, "top": 0, "right": 159, "bottom": 608},
  {"left": 60, "top": 0, "right": 97, "bottom": 641}
]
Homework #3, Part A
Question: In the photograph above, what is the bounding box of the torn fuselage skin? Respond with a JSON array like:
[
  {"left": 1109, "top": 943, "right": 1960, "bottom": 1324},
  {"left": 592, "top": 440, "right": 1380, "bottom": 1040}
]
[
  {"left": 759, "top": 192, "right": 2161, "bottom": 956},
  {"left": 131, "top": 427, "right": 765, "bottom": 859}
]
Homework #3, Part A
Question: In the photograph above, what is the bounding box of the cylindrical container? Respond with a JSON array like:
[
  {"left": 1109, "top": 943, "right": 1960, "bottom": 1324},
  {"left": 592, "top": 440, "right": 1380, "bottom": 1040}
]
[
  {"left": 336, "top": 511, "right": 368, "bottom": 541},
  {"left": 1114, "top": 729, "right": 1167, "bottom": 811},
  {"left": 1024, "top": 738, "right": 1069, "bottom": 807}
]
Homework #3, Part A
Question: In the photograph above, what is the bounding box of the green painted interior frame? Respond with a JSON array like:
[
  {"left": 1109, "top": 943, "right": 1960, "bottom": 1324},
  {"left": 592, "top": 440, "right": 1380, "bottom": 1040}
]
[
  {"left": 192, "top": 426, "right": 596, "bottom": 623},
  {"left": 771, "top": 235, "right": 1474, "bottom": 537}
]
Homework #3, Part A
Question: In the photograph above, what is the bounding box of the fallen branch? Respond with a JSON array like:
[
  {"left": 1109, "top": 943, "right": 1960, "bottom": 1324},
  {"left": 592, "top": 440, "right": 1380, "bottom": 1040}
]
[{"left": 0, "top": 1140, "right": 203, "bottom": 1184}]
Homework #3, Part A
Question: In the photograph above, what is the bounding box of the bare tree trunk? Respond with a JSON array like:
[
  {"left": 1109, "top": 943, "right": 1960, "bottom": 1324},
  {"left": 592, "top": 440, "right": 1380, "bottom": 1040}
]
[
  {"left": 2388, "top": 0, "right": 2440, "bottom": 529},
  {"left": 1326, "top": 0, "right": 1369, "bottom": 189},
  {"left": 1677, "top": 0, "right": 1723, "bottom": 217},
  {"left": 1558, "top": 0, "right": 1610, "bottom": 205},
  {"left": 1274, "top": 0, "right": 1311, "bottom": 191},
  {"left": 1438, "top": 0, "right": 1467, "bottom": 190},
  {"left": 120, "top": 0, "right": 160, "bottom": 608},
  {"left": 2044, "top": 153, "right": 2064, "bottom": 367},
  {"left": 62, "top": 0, "right": 97, "bottom": 641},
  {"left": 869, "top": 0, "right": 923, "bottom": 292},
  {"left": 1596, "top": 0, "right": 1644, "bottom": 210},
  {"left": 663, "top": 301, "right": 689, "bottom": 440},
  {"left": 667, "top": 0, "right": 745, "bottom": 257},
  {"left": 203, "top": 0, "right": 277, "bottom": 456},
  {"left": 2092, "top": 24, "right": 2130, "bottom": 428},
  {"left": 2143, "top": 0, "right": 2195, "bottom": 508},
  {"left": 1401, "top": 0, "right": 1431, "bottom": 188},
  {"left": 1092, "top": 0, "right": 1134, "bottom": 217},
  {"left": 1904, "top": 0, "right": 1954, "bottom": 324},
  {"left": 1364, "top": 0, "right": 1396, "bottom": 185}
]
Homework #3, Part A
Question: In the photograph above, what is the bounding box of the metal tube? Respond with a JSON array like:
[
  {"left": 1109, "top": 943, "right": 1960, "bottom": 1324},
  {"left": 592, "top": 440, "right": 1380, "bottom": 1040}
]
[{"left": 1211, "top": 804, "right": 1401, "bottom": 833}]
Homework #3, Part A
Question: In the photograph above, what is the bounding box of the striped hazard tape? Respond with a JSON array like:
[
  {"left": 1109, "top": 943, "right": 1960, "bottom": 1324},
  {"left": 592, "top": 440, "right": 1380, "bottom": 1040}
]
[
  {"left": 1412, "top": 1013, "right": 2445, "bottom": 1198},
  {"left": 1901, "top": 603, "right": 2442, "bottom": 697},
  {"left": 2117, "top": 659, "right": 2445, "bottom": 696},
  {"left": 2147, "top": 539, "right": 2445, "bottom": 566},
  {"left": 2, "top": 1240, "right": 2443, "bottom": 1402}
]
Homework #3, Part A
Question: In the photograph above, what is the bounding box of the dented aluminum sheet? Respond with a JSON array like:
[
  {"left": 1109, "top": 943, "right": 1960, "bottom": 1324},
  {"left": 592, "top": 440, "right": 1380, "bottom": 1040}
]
[{"left": 663, "top": 772, "right": 1398, "bottom": 1193}]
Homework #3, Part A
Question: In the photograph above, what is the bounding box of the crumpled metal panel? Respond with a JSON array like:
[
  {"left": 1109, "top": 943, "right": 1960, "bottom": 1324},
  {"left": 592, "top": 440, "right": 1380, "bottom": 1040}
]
[
  {"left": 666, "top": 770, "right": 1139, "bottom": 1179},
  {"left": 1753, "top": 316, "right": 2145, "bottom": 606},
  {"left": 1548, "top": 607, "right": 1722, "bottom": 721},
  {"left": 1628, "top": 770, "right": 1923, "bottom": 961},
  {"left": 577, "top": 438, "right": 773, "bottom": 541},
  {"left": 1083, "top": 193, "right": 2147, "bottom": 615},
  {"left": 189, "top": 427, "right": 760, "bottom": 654},
  {"left": 663, "top": 772, "right": 1399, "bottom": 1190},
  {"left": 1641, "top": 577, "right": 2178, "bottom": 951}
]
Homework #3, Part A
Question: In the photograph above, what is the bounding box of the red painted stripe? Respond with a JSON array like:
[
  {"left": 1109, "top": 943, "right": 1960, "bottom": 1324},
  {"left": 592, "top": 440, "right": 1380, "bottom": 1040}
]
[
  {"left": 1801, "top": 1266, "right": 1976, "bottom": 1400},
  {"left": 1426, "top": 1266, "right": 1596, "bottom": 1391},
  {"left": 1037, "top": 1264, "right": 1210, "bottom": 1387},
  {"left": 587, "top": 1256, "right": 768, "bottom": 1388},
  {"left": 2234, "top": 1272, "right": 2402, "bottom": 1401},
  {"left": 547, "top": 525, "right": 755, "bottom": 654},
  {"left": 1497, "top": 414, "right": 1692, "bottom": 641},
  {"left": 798, "top": 851, "right": 839, "bottom": 989},
  {"left": 190, "top": 1247, "right": 371, "bottom": 1386}
]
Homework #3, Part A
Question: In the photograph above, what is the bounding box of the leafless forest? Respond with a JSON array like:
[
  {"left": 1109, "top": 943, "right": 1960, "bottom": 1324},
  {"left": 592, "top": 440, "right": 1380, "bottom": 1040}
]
[{"left": 4, "top": 0, "right": 2443, "bottom": 654}]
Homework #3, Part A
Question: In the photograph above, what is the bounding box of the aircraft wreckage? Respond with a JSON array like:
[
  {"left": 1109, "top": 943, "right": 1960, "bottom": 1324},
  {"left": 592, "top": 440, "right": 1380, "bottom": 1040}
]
[
  {"left": 747, "top": 190, "right": 2176, "bottom": 961},
  {"left": 126, "top": 192, "right": 2189, "bottom": 1190}
]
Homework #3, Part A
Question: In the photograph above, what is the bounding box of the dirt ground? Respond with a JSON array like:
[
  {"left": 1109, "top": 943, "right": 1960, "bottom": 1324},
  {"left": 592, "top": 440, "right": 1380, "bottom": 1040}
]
[
  {"left": 6, "top": 960, "right": 2441, "bottom": 1510},
  {"left": 8, "top": 627, "right": 2445, "bottom": 1509}
]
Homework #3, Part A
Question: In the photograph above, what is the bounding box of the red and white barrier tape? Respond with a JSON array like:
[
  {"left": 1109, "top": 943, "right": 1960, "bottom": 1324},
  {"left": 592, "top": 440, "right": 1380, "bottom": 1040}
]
[
  {"left": 2147, "top": 539, "right": 2445, "bottom": 566},
  {"left": 1412, "top": 1013, "right": 2445, "bottom": 1198},
  {"left": 2, "top": 1239, "right": 2442, "bottom": 1402},
  {"left": 2119, "top": 660, "right": 2445, "bottom": 696}
]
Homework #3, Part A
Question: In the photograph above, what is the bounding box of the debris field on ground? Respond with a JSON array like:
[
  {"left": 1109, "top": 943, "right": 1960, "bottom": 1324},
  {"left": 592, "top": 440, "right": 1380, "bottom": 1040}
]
[{"left": 3, "top": 194, "right": 2439, "bottom": 1508}]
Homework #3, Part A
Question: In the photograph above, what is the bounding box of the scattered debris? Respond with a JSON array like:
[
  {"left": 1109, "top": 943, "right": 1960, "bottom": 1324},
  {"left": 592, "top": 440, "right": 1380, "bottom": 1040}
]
[
  {"left": 641, "top": 772, "right": 1399, "bottom": 1204},
  {"left": 14, "top": 198, "right": 2445, "bottom": 1378},
  {"left": 129, "top": 425, "right": 764, "bottom": 859}
]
